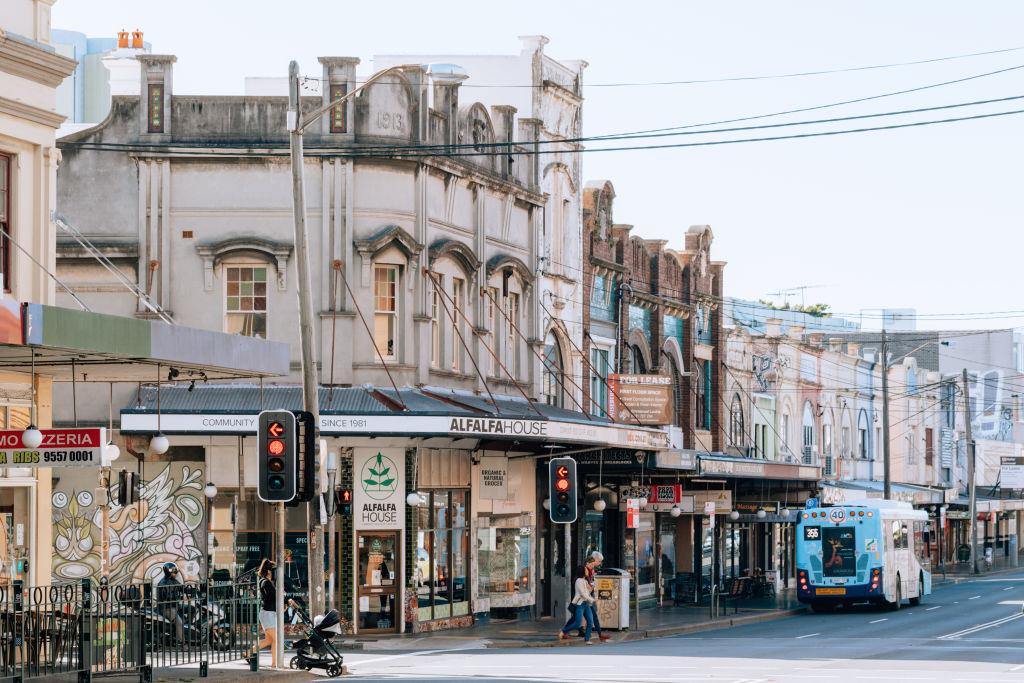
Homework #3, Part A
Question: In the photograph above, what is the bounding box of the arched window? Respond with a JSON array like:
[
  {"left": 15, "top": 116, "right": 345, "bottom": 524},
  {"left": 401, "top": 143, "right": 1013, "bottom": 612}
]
[
  {"left": 630, "top": 345, "right": 647, "bottom": 374},
  {"left": 801, "top": 400, "right": 816, "bottom": 464},
  {"left": 729, "top": 393, "right": 745, "bottom": 448},
  {"left": 858, "top": 409, "right": 870, "bottom": 459},
  {"left": 542, "top": 332, "right": 564, "bottom": 408},
  {"left": 694, "top": 361, "right": 708, "bottom": 430}
]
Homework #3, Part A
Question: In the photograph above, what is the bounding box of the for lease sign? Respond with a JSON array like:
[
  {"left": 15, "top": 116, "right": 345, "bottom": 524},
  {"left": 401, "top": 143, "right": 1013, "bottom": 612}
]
[{"left": 0, "top": 428, "right": 106, "bottom": 468}]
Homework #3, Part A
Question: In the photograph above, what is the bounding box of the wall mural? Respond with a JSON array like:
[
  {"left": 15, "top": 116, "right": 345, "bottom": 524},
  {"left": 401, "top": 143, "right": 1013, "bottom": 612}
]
[{"left": 52, "top": 462, "right": 206, "bottom": 585}]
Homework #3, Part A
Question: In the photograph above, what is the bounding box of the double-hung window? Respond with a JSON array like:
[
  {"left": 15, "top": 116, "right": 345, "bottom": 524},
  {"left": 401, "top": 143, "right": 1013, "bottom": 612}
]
[
  {"left": 451, "top": 278, "right": 464, "bottom": 371},
  {"left": 506, "top": 292, "right": 519, "bottom": 376},
  {"left": 0, "top": 153, "right": 9, "bottom": 291},
  {"left": 431, "top": 274, "right": 443, "bottom": 367},
  {"left": 488, "top": 287, "right": 499, "bottom": 376},
  {"left": 225, "top": 266, "right": 268, "bottom": 338},
  {"left": 374, "top": 265, "right": 398, "bottom": 360},
  {"left": 590, "top": 348, "right": 609, "bottom": 417}
]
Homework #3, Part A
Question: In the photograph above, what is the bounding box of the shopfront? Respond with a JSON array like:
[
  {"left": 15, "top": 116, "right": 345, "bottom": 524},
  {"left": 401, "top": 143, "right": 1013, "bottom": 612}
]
[{"left": 121, "top": 384, "right": 672, "bottom": 633}]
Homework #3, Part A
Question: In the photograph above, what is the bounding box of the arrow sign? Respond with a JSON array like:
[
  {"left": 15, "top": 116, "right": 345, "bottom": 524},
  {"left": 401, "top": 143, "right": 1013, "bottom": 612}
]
[
  {"left": 268, "top": 422, "right": 284, "bottom": 437},
  {"left": 556, "top": 466, "right": 568, "bottom": 477}
]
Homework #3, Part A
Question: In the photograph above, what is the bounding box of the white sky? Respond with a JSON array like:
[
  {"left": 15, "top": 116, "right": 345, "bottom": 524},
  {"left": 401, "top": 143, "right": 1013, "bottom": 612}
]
[{"left": 51, "top": 1, "right": 1024, "bottom": 331}]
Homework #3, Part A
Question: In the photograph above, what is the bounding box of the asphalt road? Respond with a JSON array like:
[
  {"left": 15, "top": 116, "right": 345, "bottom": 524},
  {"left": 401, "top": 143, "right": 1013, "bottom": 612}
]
[{"left": 311, "top": 570, "right": 1024, "bottom": 682}]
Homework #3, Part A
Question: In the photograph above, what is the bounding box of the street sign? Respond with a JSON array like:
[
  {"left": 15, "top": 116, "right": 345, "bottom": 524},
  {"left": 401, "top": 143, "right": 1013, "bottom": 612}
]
[
  {"left": 0, "top": 428, "right": 106, "bottom": 468},
  {"left": 805, "top": 498, "right": 819, "bottom": 509}
]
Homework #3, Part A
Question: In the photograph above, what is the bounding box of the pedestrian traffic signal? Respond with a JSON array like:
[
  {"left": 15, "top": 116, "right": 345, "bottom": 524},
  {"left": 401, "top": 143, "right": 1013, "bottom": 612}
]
[
  {"left": 258, "top": 410, "right": 297, "bottom": 502},
  {"left": 339, "top": 488, "right": 352, "bottom": 516},
  {"left": 548, "top": 457, "right": 577, "bottom": 524},
  {"left": 116, "top": 470, "right": 141, "bottom": 506}
]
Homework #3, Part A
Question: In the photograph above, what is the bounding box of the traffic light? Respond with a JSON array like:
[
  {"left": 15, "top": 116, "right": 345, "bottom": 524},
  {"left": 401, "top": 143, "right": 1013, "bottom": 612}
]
[
  {"left": 548, "top": 457, "right": 577, "bottom": 524},
  {"left": 294, "top": 411, "right": 319, "bottom": 503},
  {"left": 338, "top": 488, "right": 352, "bottom": 516},
  {"left": 258, "top": 410, "right": 297, "bottom": 502},
  {"left": 116, "top": 470, "right": 140, "bottom": 506}
]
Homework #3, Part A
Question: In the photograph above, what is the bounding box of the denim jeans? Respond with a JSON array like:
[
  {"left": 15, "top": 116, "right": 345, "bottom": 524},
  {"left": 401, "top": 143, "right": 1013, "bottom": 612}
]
[{"left": 561, "top": 602, "right": 594, "bottom": 641}]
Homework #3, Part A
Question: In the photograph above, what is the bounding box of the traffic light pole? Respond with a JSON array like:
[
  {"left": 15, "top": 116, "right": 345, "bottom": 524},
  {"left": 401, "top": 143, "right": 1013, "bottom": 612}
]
[
  {"left": 275, "top": 502, "right": 285, "bottom": 669},
  {"left": 288, "top": 61, "right": 325, "bottom": 618}
]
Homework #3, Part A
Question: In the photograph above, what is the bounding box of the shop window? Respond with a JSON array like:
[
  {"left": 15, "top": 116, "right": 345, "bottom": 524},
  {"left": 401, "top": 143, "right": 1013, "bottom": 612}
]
[
  {"left": 0, "top": 153, "right": 10, "bottom": 291},
  {"left": 415, "top": 489, "right": 468, "bottom": 622},
  {"left": 225, "top": 265, "right": 268, "bottom": 338},
  {"left": 374, "top": 265, "right": 398, "bottom": 360},
  {"left": 477, "top": 516, "right": 532, "bottom": 597}
]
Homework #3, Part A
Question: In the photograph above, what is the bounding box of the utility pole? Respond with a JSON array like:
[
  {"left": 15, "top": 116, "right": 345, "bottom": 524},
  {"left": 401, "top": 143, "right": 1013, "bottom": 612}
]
[
  {"left": 288, "top": 61, "right": 325, "bottom": 617},
  {"left": 962, "top": 368, "right": 978, "bottom": 574},
  {"left": 881, "top": 329, "right": 892, "bottom": 500}
]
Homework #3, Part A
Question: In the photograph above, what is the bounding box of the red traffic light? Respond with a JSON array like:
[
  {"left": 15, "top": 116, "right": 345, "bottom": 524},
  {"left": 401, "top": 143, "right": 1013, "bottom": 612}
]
[
  {"left": 268, "top": 421, "right": 284, "bottom": 437},
  {"left": 555, "top": 477, "right": 570, "bottom": 492},
  {"left": 342, "top": 489, "right": 351, "bottom": 502},
  {"left": 556, "top": 466, "right": 568, "bottom": 478},
  {"left": 268, "top": 439, "right": 285, "bottom": 456}
]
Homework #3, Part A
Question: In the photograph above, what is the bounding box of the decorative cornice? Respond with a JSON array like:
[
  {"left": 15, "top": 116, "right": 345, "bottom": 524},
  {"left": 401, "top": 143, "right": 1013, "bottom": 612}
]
[
  {"left": 195, "top": 237, "right": 293, "bottom": 292},
  {"left": 0, "top": 33, "right": 77, "bottom": 87},
  {"left": 353, "top": 225, "right": 423, "bottom": 260},
  {"left": 589, "top": 255, "right": 626, "bottom": 274},
  {"left": 0, "top": 94, "right": 65, "bottom": 128},
  {"left": 429, "top": 238, "right": 480, "bottom": 273},
  {"left": 488, "top": 254, "right": 534, "bottom": 285}
]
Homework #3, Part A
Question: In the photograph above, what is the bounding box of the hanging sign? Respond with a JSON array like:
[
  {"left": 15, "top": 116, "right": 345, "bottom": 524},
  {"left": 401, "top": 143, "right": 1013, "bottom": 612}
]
[
  {"left": 353, "top": 448, "right": 405, "bottom": 530},
  {"left": 0, "top": 428, "right": 106, "bottom": 468},
  {"left": 626, "top": 498, "right": 640, "bottom": 529},
  {"left": 478, "top": 456, "right": 509, "bottom": 500}
]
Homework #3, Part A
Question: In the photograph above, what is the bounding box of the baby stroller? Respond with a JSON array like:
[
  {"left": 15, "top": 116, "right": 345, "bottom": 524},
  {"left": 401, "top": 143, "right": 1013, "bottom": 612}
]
[{"left": 288, "top": 607, "right": 345, "bottom": 677}]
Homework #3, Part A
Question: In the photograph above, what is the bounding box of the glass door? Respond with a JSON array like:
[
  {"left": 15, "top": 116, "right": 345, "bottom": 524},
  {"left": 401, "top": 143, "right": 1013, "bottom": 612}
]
[{"left": 357, "top": 531, "right": 398, "bottom": 632}]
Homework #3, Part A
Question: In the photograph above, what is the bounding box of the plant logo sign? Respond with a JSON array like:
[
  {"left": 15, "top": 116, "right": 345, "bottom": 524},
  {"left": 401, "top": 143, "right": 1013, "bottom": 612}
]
[{"left": 353, "top": 448, "right": 405, "bottom": 530}]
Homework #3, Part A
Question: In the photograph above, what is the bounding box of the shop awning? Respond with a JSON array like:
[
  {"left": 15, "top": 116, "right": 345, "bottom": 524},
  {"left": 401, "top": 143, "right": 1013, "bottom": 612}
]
[
  {"left": 0, "top": 301, "right": 289, "bottom": 381},
  {"left": 821, "top": 480, "right": 949, "bottom": 506},
  {"left": 698, "top": 453, "right": 820, "bottom": 481},
  {"left": 119, "top": 384, "right": 672, "bottom": 450}
]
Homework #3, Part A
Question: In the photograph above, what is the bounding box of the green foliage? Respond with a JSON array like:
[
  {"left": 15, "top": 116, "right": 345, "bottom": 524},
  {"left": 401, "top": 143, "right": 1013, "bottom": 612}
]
[{"left": 757, "top": 299, "right": 832, "bottom": 318}]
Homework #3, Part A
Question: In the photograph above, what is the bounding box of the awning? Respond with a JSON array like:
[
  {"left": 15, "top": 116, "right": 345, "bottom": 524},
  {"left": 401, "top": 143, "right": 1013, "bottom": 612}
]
[
  {"left": 119, "top": 384, "right": 672, "bottom": 450},
  {"left": 698, "top": 453, "right": 820, "bottom": 481},
  {"left": 0, "top": 301, "right": 289, "bottom": 381},
  {"left": 821, "top": 480, "right": 947, "bottom": 506}
]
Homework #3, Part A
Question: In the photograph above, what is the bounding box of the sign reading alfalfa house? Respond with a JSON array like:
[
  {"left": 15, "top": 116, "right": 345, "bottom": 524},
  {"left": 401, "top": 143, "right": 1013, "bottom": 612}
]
[{"left": 353, "top": 448, "right": 405, "bottom": 530}]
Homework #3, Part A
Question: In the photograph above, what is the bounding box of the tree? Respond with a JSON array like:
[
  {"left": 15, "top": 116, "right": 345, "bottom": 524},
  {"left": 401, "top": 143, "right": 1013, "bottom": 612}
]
[{"left": 757, "top": 299, "right": 832, "bottom": 318}]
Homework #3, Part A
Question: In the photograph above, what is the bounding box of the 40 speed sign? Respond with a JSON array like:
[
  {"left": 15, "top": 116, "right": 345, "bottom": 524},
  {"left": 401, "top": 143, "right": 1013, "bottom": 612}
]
[{"left": 0, "top": 428, "right": 107, "bottom": 468}]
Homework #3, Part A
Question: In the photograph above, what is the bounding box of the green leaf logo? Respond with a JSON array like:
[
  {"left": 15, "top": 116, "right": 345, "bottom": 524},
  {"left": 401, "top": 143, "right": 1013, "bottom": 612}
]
[{"left": 360, "top": 452, "right": 399, "bottom": 500}]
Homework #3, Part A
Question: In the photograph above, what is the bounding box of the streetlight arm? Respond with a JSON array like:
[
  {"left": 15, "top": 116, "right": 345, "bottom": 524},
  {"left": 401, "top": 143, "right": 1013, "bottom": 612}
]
[{"left": 293, "top": 64, "right": 422, "bottom": 132}]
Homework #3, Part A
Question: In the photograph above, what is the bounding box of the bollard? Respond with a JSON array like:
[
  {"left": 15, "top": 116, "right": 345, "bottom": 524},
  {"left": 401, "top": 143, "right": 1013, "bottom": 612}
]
[{"left": 79, "top": 578, "right": 93, "bottom": 683}]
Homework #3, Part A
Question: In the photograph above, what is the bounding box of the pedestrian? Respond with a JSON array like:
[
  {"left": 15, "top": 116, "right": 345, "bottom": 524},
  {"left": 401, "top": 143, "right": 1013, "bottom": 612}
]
[
  {"left": 250, "top": 558, "right": 282, "bottom": 668},
  {"left": 156, "top": 562, "right": 184, "bottom": 642},
  {"left": 558, "top": 565, "right": 597, "bottom": 644},
  {"left": 578, "top": 552, "right": 610, "bottom": 641}
]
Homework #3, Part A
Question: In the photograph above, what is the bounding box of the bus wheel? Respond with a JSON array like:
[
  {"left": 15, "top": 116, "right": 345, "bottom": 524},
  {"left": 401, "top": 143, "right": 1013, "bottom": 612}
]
[
  {"left": 888, "top": 576, "right": 902, "bottom": 611},
  {"left": 909, "top": 573, "right": 923, "bottom": 606}
]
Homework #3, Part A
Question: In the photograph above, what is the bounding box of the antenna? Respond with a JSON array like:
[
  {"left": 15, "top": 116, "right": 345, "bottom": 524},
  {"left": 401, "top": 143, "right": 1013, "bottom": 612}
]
[{"left": 766, "top": 284, "right": 825, "bottom": 307}]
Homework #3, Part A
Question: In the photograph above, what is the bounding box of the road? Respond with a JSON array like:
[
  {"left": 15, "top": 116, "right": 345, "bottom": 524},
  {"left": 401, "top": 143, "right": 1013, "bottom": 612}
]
[{"left": 320, "top": 570, "right": 1024, "bottom": 682}]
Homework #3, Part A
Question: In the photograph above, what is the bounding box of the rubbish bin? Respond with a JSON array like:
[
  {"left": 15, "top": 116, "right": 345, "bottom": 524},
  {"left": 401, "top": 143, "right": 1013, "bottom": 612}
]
[{"left": 594, "top": 569, "right": 630, "bottom": 630}]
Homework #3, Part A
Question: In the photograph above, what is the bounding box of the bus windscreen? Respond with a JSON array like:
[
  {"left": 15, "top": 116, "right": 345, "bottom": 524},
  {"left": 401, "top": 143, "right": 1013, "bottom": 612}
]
[{"left": 822, "top": 527, "right": 856, "bottom": 577}]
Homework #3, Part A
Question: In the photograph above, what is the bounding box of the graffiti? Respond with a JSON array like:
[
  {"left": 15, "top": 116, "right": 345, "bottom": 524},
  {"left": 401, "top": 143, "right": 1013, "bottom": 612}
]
[
  {"left": 751, "top": 354, "right": 776, "bottom": 392},
  {"left": 52, "top": 463, "right": 205, "bottom": 585}
]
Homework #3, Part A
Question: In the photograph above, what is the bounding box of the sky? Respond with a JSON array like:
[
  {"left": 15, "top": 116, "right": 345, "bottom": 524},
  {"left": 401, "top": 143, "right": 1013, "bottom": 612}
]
[{"left": 51, "top": 1, "right": 1024, "bottom": 332}]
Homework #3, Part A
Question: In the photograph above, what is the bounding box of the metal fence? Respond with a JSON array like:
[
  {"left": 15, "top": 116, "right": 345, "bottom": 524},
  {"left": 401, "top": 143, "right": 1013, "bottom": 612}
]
[{"left": 0, "top": 578, "right": 259, "bottom": 681}]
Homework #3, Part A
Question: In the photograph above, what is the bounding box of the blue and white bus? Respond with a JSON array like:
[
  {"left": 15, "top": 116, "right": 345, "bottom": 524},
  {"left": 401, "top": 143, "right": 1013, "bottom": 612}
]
[{"left": 796, "top": 499, "right": 931, "bottom": 612}]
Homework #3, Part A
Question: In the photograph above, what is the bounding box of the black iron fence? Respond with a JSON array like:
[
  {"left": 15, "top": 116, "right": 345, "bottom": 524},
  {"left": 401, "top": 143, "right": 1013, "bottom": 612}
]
[{"left": 0, "top": 578, "right": 259, "bottom": 681}]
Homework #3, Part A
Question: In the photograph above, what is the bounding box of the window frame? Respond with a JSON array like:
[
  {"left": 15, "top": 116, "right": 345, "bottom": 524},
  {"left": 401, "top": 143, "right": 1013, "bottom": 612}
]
[
  {"left": 431, "top": 274, "right": 443, "bottom": 368},
  {"left": 373, "top": 264, "right": 399, "bottom": 361},
  {"left": 0, "top": 153, "right": 10, "bottom": 292},
  {"left": 224, "top": 263, "right": 269, "bottom": 339},
  {"left": 451, "top": 277, "right": 465, "bottom": 372},
  {"left": 590, "top": 347, "right": 610, "bottom": 418}
]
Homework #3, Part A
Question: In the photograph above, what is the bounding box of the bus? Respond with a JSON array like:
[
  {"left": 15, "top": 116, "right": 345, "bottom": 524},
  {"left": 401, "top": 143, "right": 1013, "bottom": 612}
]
[{"left": 795, "top": 499, "right": 931, "bottom": 612}]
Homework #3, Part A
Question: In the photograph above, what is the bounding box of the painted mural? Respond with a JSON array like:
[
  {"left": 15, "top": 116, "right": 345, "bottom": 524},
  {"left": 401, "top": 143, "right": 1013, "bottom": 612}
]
[{"left": 52, "top": 462, "right": 206, "bottom": 585}]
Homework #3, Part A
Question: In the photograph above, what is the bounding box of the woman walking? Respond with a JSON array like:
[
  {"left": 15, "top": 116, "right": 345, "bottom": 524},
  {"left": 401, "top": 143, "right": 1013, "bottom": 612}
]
[
  {"left": 252, "top": 559, "right": 280, "bottom": 667},
  {"left": 558, "top": 565, "right": 597, "bottom": 644}
]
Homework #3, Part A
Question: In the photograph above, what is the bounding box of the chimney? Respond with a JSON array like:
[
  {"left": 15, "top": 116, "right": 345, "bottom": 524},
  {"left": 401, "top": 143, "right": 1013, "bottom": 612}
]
[
  {"left": 828, "top": 337, "right": 843, "bottom": 352},
  {"left": 847, "top": 342, "right": 860, "bottom": 357},
  {"left": 318, "top": 57, "right": 360, "bottom": 139},
  {"left": 765, "top": 317, "right": 782, "bottom": 337},
  {"left": 137, "top": 55, "right": 176, "bottom": 139},
  {"left": 788, "top": 324, "right": 805, "bottom": 342},
  {"left": 117, "top": 30, "right": 129, "bottom": 48},
  {"left": 104, "top": 29, "right": 150, "bottom": 98},
  {"left": 131, "top": 30, "right": 144, "bottom": 48},
  {"left": 809, "top": 332, "right": 825, "bottom": 347}
]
